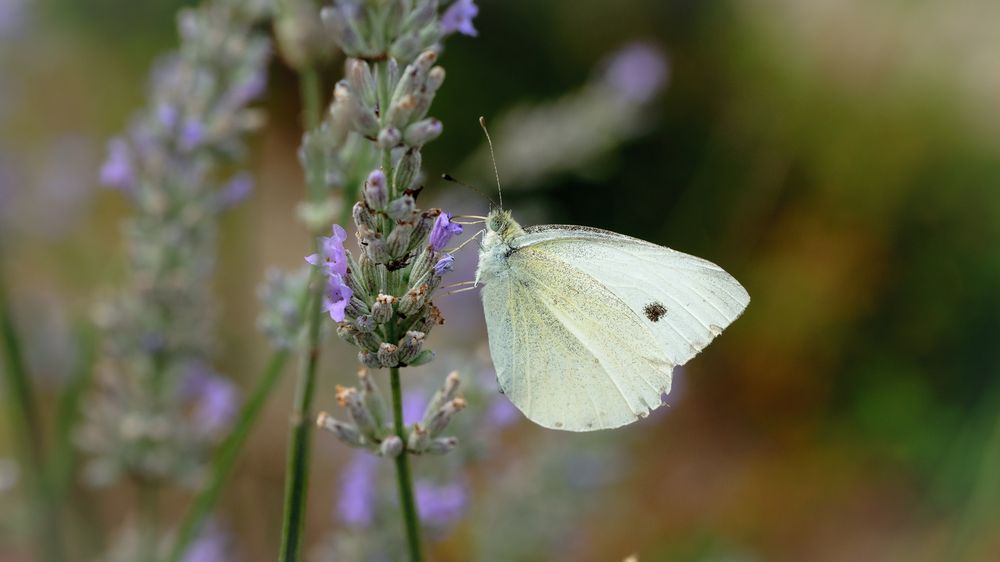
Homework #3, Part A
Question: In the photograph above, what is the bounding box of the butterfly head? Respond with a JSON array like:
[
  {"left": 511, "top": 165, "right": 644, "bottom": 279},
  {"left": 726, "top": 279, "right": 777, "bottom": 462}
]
[{"left": 486, "top": 208, "right": 524, "bottom": 243}]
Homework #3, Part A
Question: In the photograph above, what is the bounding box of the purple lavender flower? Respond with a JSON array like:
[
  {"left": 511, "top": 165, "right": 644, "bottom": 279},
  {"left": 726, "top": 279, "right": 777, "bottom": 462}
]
[
  {"left": 322, "top": 273, "right": 353, "bottom": 322},
  {"left": 440, "top": 0, "right": 479, "bottom": 37},
  {"left": 181, "top": 364, "right": 239, "bottom": 436},
  {"left": 306, "top": 224, "right": 349, "bottom": 277},
  {"left": 99, "top": 138, "right": 134, "bottom": 191},
  {"left": 180, "top": 119, "right": 205, "bottom": 151},
  {"left": 216, "top": 172, "right": 254, "bottom": 210},
  {"left": 428, "top": 212, "right": 463, "bottom": 251},
  {"left": 157, "top": 103, "right": 179, "bottom": 129},
  {"left": 603, "top": 42, "right": 669, "bottom": 104},
  {"left": 193, "top": 375, "right": 238, "bottom": 436},
  {"left": 224, "top": 70, "right": 267, "bottom": 110},
  {"left": 414, "top": 481, "right": 466, "bottom": 529},
  {"left": 403, "top": 390, "right": 426, "bottom": 426},
  {"left": 433, "top": 254, "right": 454, "bottom": 276},
  {"left": 182, "top": 521, "right": 231, "bottom": 562},
  {"left": 338, "top": 451, "right": 378, "bottom": 528}
]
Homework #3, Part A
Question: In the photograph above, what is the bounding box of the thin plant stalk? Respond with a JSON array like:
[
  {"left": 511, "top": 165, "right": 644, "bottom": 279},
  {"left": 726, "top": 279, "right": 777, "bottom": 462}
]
[
  {"left": 0, "top": 254, "right": 64, "bottom": 562},
  {"left": 390, "top": 366, "right": 424, "bottom": 562},
  {"left": 165, "top": 346, "right": 292, "bottom": 562},
  {"left": 277, "top": 66, "right": 327, "bottom": 562}
]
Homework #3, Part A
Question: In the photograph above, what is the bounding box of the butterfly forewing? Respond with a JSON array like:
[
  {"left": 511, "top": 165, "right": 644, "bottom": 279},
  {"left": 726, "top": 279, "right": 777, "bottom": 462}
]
[{"left": 515, "top": 225, "right": 750, "bottom": 368}]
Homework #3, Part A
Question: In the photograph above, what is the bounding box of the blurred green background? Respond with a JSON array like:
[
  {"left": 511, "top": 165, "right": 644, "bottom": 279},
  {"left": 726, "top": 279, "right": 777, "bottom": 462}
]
[{"left": 2, "top": 0, "right": 1000, "bottom": 560}]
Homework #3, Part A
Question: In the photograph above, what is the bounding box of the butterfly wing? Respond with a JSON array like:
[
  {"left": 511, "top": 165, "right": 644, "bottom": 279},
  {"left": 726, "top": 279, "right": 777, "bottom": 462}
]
[{"left": 482, "top": 225, "right": 749, "bottom": 431}]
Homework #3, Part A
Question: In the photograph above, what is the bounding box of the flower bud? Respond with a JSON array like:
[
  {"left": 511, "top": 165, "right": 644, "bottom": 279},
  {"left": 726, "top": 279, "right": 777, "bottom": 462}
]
[
  {"left": 377, "top": 126, "right": 402, "bottom": 149},
  {"left": 409, "top": 211, "right": 437, "bottom": 252},
  {"left": 426, "top": 397, "right": 466, "bottom": 437},
  {"left": 427, "top": 66, "right": 446, "bottom": 93},
  {"left": 413, "top": 302, "right": 445, "bottom": 335},
  {"left": 398, "top": 330, "right": 425, "bottom": 364},
  {"left": 377, "top": 342, "right": 400, "bottom": 368},
  {"left": 393, "top": 148, "right": 422, "bottom": 192},
  {"left": 346, "top": 58, "right": 377, "bottom": 107},
  {"left": 386, "top": 94, "right": 418, "bottom": 128},
  {"left": 363, "top": 170, "right": 388, "bottom": 210},
  {"left": 354, "top": 315, "right": 376, "bottom": 333},
  {"left": 422, "top": 370, "right": 460, "bottom": 422},
  {"left": 408, "top": 249, "right": 434, "bottom": 286},
  {"left": 397, "top": 284, "right": 429, "bottom": 316},
  {"left": 404, "top": 118, "right": 443, "bottom": 147},
  {"left": 358, "top": 225, "right": 391, "bottom": 263},
  {"left": 336, "top": 385, "right": 379, "bottom": 439},
  {"left": 386, "top": 194, "right": 416, "bottom": 220},
  {"left": 345, "top": 295, "right": 369, "bottom": 318},
  {"left": 426, "top": 436, "right": 458, "bottom": 455},
  {"left": 358, "top": 350, "right": 381, "bottom": 369},
  {"left": 407, "top": 423, "right": 429, "bottom": 452},
  {"left": 379, "top": 435, "right": 404, "bottom": 458},
  {"left": 386, "top": 220, "right": 415, "bottom": 257},
  {"left": 336, "top": 322, "right": 360, "bottom": 345},
  {"left": 358, "top": 369, "right": 388, "bottom": 427},
  {"left": 317, "top": 412, "right": 366, "bottom": 447},
  {"left": 407, "top": 349, "right": 435, "bottom": 366},
  {"left": 389, "top": 33, "right": 421, "bottom": 64},
  {"left": 352, "top": 201, "right": 378, "bottom": 232},
  {"left": 372, "top": 293, "right": 396, "bottom": 325}
]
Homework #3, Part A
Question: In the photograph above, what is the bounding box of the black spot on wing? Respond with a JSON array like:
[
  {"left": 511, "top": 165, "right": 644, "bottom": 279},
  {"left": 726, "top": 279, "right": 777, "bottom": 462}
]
[{"left": 644, "top": 302, "right": 667, "bottom": 322}]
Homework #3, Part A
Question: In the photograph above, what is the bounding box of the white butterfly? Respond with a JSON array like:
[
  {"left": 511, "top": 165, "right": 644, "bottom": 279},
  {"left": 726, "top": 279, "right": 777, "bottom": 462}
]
[{"left": 475, "top": 209, "right": 749, "bottom": 431}]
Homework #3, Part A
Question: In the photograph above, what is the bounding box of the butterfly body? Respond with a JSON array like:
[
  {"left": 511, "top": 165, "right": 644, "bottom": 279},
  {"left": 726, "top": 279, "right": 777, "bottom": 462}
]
[{"left": 476, "top": 209, "right": 749, "bottom": 432}]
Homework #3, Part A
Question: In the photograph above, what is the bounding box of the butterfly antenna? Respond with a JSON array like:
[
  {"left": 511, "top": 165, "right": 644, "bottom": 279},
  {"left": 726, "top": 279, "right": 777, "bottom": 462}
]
[
  {"left": 442, "top": 174, "right": 498, "bottom": 208},
  {"left": 479, "top": 116, "right": 503, "bottom": 210}
]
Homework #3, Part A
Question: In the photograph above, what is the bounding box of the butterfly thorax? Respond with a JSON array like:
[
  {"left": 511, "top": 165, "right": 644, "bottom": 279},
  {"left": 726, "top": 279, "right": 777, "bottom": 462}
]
[{"left": 475, "top": 209, "right": 525, "bottom": 286}]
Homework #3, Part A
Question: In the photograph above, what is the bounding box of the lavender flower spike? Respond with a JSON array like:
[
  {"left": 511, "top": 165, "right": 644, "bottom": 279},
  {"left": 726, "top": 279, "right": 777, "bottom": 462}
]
[
  {"left": 429, "top": 212, "right": 463, "bottom": 251},
  {"left": 306, "top": 224, "right": 349, "bottom": 276},
  {"left": 441, "top": 0, "right": 479, "bottom": 37}
]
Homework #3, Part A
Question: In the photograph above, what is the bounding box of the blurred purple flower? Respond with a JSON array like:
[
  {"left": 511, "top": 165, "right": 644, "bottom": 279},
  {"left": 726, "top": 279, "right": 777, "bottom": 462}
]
[
  {"left": 183, "top": 365, "right": 239, "bottom": 436},
  {"left": 433, "top": 254, "right": 455, "bottom": 276},
  {"left": 157, "top": 103, "right": 179, "bottom": 129},
  {"left": 216, "top": 172, "right": 254, "bottom": 210},
  {"left": 0, "top": 0, "right": 27, "bottom": 38},
  {"left": 603, "top": 42, "right": 670, "bottom": 104},
  {"left": 99, "top": 138, "right": 134, "bottom": 191},
  {"left": 180, "top": 119, "right": 205, "bottom": 150},
  {"left": 403, "top": 390, "right": 425, "bottom": 426},
  {"left": 414, "top": 481, "right": 466, "bottom": 529},
  {"left": 306, "top": 224, "right": 349, "bottom": 277},
  {"left": 338, "top": 451, "right": 378, "bottom": 528},
  {"left": 486, "top": 398, "right": 519, "bottom": 428},
  {"left": 322, "top": 274, "right": 353, "bottom": 322},
  {"left": 441, "top": 0, "right": 479, "bottom": 37},
  {"left": 224, "top": 70, "right": 267, "bottom": 109},
  {"left": 182, "top": 521, "right": 231, "bottom": 562},
  {"left": 429, "top": 212, "right": 463, "bottom": 251}
]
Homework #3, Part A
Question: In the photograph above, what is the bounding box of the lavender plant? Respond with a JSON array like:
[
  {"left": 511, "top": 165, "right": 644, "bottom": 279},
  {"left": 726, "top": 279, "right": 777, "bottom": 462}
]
[
  {"left": 78, "top": 0, "right": 272, "bottom": 558},
  {"left": 262, "top": 2, "right": 480, "bottom": 561}
]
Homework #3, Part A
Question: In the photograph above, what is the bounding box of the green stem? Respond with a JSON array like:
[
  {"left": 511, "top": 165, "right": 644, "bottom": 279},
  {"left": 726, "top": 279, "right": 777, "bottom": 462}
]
[
  {"left": 165, "top": 347, "right": 291, "bottom": 562},
  {"left": 0, "top": 254, "right": 64, "bottom": 562},
  {"left": 390, "top": 366, "right": 424, "bottom": 562},
  {"left": 277, "top": 65, "right": 327, "bottom": 562},
  {"left": 138, "top": 480, "right": 160, "bottom": 562}
]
